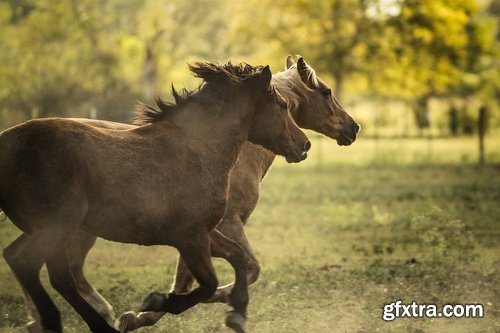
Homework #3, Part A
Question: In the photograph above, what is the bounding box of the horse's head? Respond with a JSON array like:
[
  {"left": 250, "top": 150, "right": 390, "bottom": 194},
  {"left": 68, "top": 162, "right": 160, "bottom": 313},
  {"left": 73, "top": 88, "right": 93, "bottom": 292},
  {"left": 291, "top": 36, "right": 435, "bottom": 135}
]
[
  {"left": 246, "top": 65, "right": 310, "bottom": 163},
  {"left": 279, "top": 56, "right": 360, "bottom": 146}
]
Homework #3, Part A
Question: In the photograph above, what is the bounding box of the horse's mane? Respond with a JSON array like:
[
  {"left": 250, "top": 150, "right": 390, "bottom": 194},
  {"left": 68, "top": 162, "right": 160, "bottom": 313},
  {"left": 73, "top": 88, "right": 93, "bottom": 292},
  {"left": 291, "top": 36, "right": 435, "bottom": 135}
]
[
  {"left": 133, "top": 62, "right": 266, "bottom": 125},
  {"left": 271, "top": 62, "right": 320, "bottom": 115}
]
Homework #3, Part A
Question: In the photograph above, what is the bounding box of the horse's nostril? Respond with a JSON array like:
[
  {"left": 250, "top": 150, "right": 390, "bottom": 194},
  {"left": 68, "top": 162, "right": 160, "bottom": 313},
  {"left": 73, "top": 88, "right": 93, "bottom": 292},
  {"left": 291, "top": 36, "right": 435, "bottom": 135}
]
[
  {"left": 353, "top": 122, "right": 361, "bottom": 134},
  {"left": 304, "top": 141, "right": 312, "bottom": 152}
]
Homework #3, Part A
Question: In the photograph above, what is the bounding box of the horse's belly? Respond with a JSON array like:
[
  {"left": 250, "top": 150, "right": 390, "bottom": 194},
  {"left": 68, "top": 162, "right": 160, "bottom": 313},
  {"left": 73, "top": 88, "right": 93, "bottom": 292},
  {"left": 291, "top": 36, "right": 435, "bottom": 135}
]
[
  {"left": 81, "top": 191, "right": 228, "bottom": 246},
  {"left": 81, "top": 213, "right": 179, "bottom": 246}
]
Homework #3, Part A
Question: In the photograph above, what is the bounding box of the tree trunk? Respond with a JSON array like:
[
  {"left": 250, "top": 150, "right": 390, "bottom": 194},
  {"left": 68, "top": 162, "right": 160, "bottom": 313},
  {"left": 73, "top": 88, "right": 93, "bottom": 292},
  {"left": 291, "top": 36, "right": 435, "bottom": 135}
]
[
  {"left": 333, "top": 70, "right": 344, "bottom": 102},
  {"left": 142, "top": 30, "right": 164, "bottom": 104},
  {"left": 478, "top": 106, "right": 488, "bottom": 165},
  {"left": 143, "top": 43, "right": 156, "bottom": 104},
  {"left": 413, "top": 95, "right": 431, "bottom": 131}
]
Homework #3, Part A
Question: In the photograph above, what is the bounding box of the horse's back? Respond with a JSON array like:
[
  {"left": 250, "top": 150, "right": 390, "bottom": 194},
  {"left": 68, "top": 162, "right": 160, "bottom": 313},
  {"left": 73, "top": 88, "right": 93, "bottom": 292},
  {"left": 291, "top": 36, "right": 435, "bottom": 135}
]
[
  {"left": 0, "top": 117, "right": 227, "bottom": 242},
  {"left": 0, "top": 118, "right": 110, "bottom": 176},
  {"left": 67, "top": 118, "right": 136, "bottom": 131}
]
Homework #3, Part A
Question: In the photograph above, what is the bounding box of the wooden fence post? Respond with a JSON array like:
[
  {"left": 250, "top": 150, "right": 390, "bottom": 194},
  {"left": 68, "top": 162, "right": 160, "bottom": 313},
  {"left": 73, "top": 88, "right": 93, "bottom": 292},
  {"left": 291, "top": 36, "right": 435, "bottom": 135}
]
[{"left": 478, "top": 106, "right": 487, "bottom": 166}]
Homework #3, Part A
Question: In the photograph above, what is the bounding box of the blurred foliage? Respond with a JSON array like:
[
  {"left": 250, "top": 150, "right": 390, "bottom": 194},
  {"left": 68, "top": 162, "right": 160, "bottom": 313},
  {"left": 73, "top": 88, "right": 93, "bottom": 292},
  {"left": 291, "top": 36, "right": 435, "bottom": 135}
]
[
  {"left": 411, "top": 206, "right": 477, "bottom": 267},
  {"left": 0, "top": 0, "right": 498, "bottom": 132}
]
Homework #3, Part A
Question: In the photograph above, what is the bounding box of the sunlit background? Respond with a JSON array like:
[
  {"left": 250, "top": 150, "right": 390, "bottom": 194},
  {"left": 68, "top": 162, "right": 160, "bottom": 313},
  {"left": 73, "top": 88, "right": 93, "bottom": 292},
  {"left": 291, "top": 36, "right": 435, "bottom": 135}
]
[
  {"left": 1, "top": 0, "right": 498, "bottom": 141},
  {"left": 0, "top": 1, "right": 499, "bottom": 332}
]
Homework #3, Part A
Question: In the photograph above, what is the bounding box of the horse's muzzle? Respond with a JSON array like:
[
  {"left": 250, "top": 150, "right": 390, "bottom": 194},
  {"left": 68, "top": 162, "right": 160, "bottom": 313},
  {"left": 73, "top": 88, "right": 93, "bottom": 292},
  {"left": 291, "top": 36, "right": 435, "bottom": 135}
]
[
  {"left": 285, "top": 141, "right": 311, "bottom": 163},
  {"left": 337, "top": 122, "right": 360, "bottom": 146}
]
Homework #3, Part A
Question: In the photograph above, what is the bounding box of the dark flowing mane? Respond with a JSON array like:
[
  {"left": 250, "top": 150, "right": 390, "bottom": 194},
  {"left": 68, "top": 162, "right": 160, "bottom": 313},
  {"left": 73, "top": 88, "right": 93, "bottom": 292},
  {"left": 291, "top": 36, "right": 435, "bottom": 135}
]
[
  {"left": 133, "top": 62, "right": 266, "bottom": 125},
  {"left": 133, "top": 86, "right": 195, "bottom": 125},
  {"left": 189, "top": 61, "right": 265, "bottom": 83}
]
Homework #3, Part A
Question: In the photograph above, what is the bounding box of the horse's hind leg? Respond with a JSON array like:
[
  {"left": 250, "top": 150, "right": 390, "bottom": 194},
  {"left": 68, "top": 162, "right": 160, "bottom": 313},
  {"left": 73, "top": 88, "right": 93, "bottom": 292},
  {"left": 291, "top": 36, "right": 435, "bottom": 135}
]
[
  {"left": 3, "top": 232, "right": 62, "bottom": 332},
  {"left": 46, "top": 245, "right": 119, "bottom": 333},
  {"left": 3, "top": 234, "right": 43, "bottom": 332},
  {"left": 67, "top": 231, "right": 115, "bottom": 326}
]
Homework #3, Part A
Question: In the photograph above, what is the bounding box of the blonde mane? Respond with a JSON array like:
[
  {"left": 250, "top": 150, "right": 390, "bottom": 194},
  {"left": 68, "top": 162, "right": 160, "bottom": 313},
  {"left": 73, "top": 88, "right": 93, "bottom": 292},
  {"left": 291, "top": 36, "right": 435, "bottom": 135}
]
[{"left": 271, "top": 64, "right": 319, "bottom": 114}]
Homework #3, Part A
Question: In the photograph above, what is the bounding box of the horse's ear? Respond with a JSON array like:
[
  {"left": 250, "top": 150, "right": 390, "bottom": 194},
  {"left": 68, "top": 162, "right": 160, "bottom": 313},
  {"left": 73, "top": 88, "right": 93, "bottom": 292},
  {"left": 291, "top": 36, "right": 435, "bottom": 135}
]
[
  {"left": 296, "top": 57, "right": 313, "bottom": 87},
  {"left": 286, "top": 55, "right": 295, "bottom": 69},
  {"left": 261, "top": 65, "right": 272, "bottom": 87}
]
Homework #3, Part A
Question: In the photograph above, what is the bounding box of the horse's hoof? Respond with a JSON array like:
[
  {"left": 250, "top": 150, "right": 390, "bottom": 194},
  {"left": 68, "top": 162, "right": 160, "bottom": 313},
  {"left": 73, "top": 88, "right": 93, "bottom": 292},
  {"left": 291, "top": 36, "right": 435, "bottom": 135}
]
[
  {"left": 118, "top": 311, "right": 139, "bottom": 333},
  {"left": 225, "top": 311, "right": 247, "bottom": 333},
  {"left": 139, "top": 292, "right": 166, "bottom": 312}
]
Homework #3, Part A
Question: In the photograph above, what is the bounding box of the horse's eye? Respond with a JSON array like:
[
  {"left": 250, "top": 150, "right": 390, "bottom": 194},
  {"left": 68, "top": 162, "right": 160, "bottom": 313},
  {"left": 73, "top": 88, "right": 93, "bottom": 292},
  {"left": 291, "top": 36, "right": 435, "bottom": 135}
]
[
  {"left": 323, "top": 89, "right": 332, "bottom": 98},
  {"left": 277, "top": 99, "right": 287, "bottom": 110}
]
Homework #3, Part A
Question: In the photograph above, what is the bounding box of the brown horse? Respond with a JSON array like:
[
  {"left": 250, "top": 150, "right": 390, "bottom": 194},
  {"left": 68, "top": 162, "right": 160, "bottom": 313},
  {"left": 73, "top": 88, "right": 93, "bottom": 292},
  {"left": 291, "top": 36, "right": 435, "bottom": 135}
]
[
  {"left": 0, "top": 62, "right": 310, "bottom": 333},
  {"left": 41, "top": 55, "right": 359, "bottom": 332}
]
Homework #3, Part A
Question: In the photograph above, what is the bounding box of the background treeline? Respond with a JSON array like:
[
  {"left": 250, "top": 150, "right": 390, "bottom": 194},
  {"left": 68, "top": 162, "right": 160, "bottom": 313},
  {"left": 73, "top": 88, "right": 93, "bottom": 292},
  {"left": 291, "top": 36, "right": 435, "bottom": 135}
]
[{"left": 0, "top": 0, "right": 499, "bottom": 136}]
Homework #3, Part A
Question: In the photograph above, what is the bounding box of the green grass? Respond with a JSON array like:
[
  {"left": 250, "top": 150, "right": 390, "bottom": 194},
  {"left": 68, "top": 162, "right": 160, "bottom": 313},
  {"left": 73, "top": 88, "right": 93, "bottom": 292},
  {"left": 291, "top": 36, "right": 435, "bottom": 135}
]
[{"left": 0, "top": 135, "right": 499, "bottom": 333}]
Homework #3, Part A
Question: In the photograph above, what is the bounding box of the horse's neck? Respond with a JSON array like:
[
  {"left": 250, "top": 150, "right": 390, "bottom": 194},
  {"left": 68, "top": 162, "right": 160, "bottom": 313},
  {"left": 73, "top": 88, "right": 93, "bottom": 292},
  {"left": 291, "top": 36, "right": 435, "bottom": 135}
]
[
  {"left": 238, "top": 142, "right": 277, "bottom": 181},
  {"left": 170, "top": 98, "right": 254, "bottom": 173},
  {"left": 258, "top": 148, "right": 277, "bottom": 180}
]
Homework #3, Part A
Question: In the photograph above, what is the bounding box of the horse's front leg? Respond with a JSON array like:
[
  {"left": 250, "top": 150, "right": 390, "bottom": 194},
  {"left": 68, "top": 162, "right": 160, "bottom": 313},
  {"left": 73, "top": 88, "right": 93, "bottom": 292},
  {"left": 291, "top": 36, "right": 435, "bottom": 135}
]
[
  {"left": 171, "top": 215, "right": 259, "bottom": 304},
  {"left": 117, "top": 310, "right": 165, "bottom": 333},
  {"left": 171, "top": 253, "right": 196, "bottom": 293},
  {"left": 140, "top": 230, "right": 249, "bottom": 333},
  {"left": 205, "top": 216, "right": 260, "bottom": 304},
  {"left": 118, "top": 228, "right": 250, "bottom": 333},
  {"left": 208, "top": 229, "right": 249, "bottom": 333},
  {"left": 117, "top": 254, "right": 193, "bottom": 331},
  {"left": 140, "top": 234, "right": 218, "bottom": 313},
  {"left": 117, "top": 237, "right": 214, "bottom": 333}
]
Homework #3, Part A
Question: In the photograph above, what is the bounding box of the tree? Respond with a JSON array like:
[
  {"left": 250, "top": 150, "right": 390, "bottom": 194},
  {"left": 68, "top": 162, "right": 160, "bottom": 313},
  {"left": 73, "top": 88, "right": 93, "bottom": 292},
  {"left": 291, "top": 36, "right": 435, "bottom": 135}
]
[
  {"left": 383, "top": 0, "right": 496, "bottom": 130},
  {"left": 227, "top": 0, "right": 384, "bottom": 101},
  {"left": 0, "top": 0, "right": 138, "bottom": 126},
  {"left": 1, "top": 0, "right": 497, "bottom": 134},
  {"left": 132, "top": 0, "right": 228, "bottom": 102},
  {"left": 0, "top": 0, "right": 230, "bottom": 127}
]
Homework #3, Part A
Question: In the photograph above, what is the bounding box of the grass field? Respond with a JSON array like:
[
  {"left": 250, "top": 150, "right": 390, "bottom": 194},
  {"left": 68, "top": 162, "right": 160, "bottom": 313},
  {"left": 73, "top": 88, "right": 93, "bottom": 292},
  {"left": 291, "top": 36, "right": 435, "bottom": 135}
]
[{"left": 0, "top": 135, "right": 499, "bottom": 333}]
